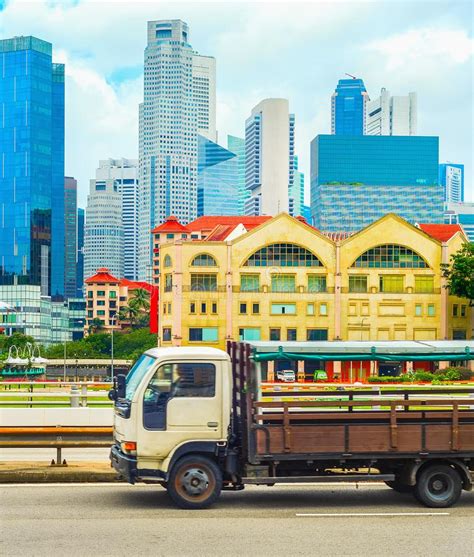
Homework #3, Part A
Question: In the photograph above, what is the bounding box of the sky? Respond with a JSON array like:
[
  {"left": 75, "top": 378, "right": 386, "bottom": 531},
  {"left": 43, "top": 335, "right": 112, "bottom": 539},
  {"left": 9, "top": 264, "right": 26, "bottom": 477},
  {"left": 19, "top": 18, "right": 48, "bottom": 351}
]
[{"left": 1, "top": 0, "right": 473, "bottom": 208}]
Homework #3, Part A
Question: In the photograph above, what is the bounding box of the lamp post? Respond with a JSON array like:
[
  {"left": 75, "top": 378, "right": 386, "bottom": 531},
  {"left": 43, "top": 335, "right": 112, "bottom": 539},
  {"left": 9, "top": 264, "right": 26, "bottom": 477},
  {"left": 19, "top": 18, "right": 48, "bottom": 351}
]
[
  {"left": 63, "top": 335, "right": 67, "bottom": 382},
  {"left": 110, "top": 315, "right": 116, "bottom": 379}
]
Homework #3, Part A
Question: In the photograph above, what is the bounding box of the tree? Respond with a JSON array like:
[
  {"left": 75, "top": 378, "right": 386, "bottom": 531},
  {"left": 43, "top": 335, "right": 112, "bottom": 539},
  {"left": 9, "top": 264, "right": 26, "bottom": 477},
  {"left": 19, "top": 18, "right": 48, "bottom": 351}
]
[
  {"left": 118, "top": 305, "right": 139, "bottom": 328},
  {"left": 129, "top": 288, "right": 150, "bottom": 312},
  {"left": 441, "top": 243, "right": 474, "bottom": 306},
  {"left": 88, "top": 318, "right": 104, "bottom": 335}
]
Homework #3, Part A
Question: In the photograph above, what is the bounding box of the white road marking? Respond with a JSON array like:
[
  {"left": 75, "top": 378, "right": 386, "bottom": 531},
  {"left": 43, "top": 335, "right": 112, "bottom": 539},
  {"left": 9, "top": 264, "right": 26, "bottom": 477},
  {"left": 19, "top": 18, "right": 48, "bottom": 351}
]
[{"left": 296, "top": 512, "right": 450, "bottom": 517}]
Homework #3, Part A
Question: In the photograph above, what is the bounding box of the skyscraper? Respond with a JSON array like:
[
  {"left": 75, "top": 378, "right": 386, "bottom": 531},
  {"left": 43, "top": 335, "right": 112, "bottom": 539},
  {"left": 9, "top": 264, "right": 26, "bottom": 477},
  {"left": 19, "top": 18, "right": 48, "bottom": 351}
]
[
  {"left": 96, "top": 159, "right": 139, "bottom": 280},
  {"left": 64, "top": 177, "right": 78, "bottom": 298},
  {"left": 244, "top": 98, "right": 295, "bottom": 216},
  {"left": 0, "top": 36, "right": 65, "bottom": 296},
  {"left": 138, "top": 20, "right": 215, "bottom": 280},
  {"left": 439, "top": 163, "right": 464, "bottom": 203},
  {"left": 289, "top": 155, "right": 305, "bottom": 217},
  {"left": 311, "top": 135, "right": 443, "bottom": 232},
  {"left": 197, "top": 135, "right": 239, "bottom": 216},
  {"left": 331, "top": 77, "right": 369, "bottom": 136},
  {"left": 76, "top": 208, "right": 85, "bottom": 298},
  {"left": 227, "top": 135, "right": 248, "bottom": 215},
  {"left": 84, "top": 176, "right": 124, "bottom": 280},
  {"left": 366, "top": 88, "right": 417, "bottom": 136}
]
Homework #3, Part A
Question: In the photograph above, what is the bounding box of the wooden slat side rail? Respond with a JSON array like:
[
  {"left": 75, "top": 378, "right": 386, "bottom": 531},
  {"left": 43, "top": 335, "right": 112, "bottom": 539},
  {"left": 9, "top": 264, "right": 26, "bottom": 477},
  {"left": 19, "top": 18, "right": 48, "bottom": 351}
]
[
  {"left": 390, "top": 402, "right": 398, "bottom": 449},
  {"left": 452, "top": 402, "right": 459, "bottom": 451},
  {"left": 254, "top": 399, "right": 472, "bottom": 409},
  {"left": 283, "top": 403, "right": 291, "bottom": 453}
]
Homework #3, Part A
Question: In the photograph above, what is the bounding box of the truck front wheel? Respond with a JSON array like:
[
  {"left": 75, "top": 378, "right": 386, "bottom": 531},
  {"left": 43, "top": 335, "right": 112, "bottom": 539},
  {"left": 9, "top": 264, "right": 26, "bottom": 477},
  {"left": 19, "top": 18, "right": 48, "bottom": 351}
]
[
  {"left": 414, "top": 464, "right": 462, "bottom": 508},
  {"left": 167, "top": 455, "right": 222, "bottom": 509}
]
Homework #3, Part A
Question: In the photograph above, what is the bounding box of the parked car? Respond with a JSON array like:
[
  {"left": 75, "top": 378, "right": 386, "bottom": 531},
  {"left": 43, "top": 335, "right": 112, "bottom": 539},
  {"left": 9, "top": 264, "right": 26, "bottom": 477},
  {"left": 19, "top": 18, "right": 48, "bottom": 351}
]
[{"left": 276, "top": 369, "right": 296, "bottom": 382}]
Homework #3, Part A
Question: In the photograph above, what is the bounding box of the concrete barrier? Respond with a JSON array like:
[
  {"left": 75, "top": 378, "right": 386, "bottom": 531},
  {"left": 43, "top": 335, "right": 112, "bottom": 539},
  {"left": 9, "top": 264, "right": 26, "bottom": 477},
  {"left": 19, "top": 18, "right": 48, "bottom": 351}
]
[{"left": 0, "top": 408, "right": 113, "bottom": 427}]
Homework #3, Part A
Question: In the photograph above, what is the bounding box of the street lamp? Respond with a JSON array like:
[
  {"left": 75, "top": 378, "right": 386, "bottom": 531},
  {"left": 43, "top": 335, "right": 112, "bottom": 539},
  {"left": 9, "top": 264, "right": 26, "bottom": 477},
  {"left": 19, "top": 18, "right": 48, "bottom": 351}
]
[
  {"left": 110, "top": 315, "right": 117, "bottom": 379},
  {"left": 63, "top": 335, "right": 67, "bottom": 382}
]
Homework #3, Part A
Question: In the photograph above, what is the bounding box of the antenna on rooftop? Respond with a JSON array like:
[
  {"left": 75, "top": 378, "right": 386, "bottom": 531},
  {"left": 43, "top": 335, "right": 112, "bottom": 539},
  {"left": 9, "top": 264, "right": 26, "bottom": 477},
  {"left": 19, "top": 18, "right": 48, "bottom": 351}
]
[{"left": 345, "top": 73, "right": 357, "bottom": 79}]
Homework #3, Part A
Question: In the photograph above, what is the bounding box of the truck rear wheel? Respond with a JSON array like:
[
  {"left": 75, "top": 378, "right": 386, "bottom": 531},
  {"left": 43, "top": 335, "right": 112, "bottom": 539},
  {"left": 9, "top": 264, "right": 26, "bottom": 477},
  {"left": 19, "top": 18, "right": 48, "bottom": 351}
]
[
  {"left": 167, "top": 455, "right": 222, "bottom": 509},
  {"left": 414, "top": 464, "right": 462, "bottom": 508}
]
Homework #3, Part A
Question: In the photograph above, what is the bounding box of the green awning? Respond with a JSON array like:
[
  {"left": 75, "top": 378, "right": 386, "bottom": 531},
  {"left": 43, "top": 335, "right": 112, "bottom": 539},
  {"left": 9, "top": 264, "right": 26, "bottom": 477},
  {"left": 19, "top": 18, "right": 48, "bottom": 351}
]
[{"left": 252, "top": 347, "right": 473, "bottom": 363}]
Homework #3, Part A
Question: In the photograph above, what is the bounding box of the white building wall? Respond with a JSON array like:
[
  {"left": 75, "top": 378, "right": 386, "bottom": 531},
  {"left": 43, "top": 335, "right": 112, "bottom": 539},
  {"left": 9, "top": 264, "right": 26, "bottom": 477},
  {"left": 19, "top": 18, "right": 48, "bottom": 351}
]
[
  {"left": 193, "top": 54, "right": 217, "bottom": 142},
  {"left": 366, "top": 89, "right": 417, "bottom": 136},
  {"left": 138, "top": 20, "right": 215, "bottom": 280},
  {"left": 245, "top": 98, "right": 294, "bottom": 216},
  {"left": 84, "top": 178, "right": 124, "bottom": 280}
]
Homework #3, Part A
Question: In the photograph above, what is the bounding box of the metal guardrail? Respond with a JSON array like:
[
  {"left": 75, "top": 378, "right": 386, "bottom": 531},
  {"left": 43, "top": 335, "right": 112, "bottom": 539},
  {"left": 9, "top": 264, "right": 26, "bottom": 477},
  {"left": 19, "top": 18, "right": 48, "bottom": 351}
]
[
  {"left": 0, "top": 381, "right": 112, "bottom": 407},
  {"left": 0, "top": 426, "right": 113, "bottom": 465}
]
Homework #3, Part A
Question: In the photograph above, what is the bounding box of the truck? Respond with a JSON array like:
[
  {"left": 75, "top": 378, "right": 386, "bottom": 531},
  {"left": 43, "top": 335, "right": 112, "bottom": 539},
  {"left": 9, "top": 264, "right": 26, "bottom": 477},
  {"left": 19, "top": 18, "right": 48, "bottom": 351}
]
[{"left": 109, "top": 340, "right": 474, "bottom": 509}]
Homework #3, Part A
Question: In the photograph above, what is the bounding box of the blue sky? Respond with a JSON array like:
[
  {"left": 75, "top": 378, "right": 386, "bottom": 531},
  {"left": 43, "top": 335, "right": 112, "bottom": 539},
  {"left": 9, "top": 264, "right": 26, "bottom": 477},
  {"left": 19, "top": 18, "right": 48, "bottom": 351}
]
[{"left": 1, "top": 0, "right": 473, "bottom": 207}]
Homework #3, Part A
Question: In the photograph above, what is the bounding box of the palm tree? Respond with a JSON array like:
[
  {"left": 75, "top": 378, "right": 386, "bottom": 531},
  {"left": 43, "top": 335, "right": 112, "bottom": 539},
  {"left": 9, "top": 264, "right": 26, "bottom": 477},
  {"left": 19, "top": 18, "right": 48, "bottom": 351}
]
[
  {"left": 88, "top": 318, "right": 104, "bottom": 335},
  {"left": 118, "top": 305, "right": 139, "bottom": 328},
  {"left": 129, "top": 288, "right": 150, "bottom": 312}
]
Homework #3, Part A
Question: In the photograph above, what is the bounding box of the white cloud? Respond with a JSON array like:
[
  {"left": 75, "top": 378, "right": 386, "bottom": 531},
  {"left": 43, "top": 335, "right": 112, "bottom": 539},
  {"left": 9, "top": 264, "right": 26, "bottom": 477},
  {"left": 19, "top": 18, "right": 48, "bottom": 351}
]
[{"left": 366, "top": 28, "right": 474, "bottom": 71}]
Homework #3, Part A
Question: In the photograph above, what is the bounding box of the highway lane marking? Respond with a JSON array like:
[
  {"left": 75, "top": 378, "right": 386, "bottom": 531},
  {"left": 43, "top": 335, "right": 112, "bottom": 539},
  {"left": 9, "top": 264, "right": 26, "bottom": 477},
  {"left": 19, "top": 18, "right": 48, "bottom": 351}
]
[{"left": 296, "top": 512, "right": 450, "bottom": 517}]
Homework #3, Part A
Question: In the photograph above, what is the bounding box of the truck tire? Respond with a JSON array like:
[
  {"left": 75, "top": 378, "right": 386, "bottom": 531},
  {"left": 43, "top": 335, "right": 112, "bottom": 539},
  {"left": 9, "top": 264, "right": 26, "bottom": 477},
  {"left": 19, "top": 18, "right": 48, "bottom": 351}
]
[
  {"left": 167, "top": 455, "right": 222, "bottom": 509},
  {"left": 414, "top": 464, "right": 462, "bottom": 508},
  {"left": 384, "top": 480, "right": 414, "bottom": 494}
]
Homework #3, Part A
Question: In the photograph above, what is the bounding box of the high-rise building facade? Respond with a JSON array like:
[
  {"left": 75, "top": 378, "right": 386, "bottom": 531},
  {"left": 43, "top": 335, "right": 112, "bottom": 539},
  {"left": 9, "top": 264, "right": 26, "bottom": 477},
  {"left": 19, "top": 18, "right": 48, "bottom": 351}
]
[
  {"left": 444, "top": 202, "right": 474, "bottom": 242},
  {"left": 245, "top": 98, "right": 295, "bottom": 216},
  {"left": 96, "top": 159, "right": 139, "bottom": 280},
  {"left": 0, "top": 36, "right": 65, "bottom": 297},
  {"left": 289, "top": 155, "right": 305, "bottom": 217},
  {"left": 84, "top": 177, "right": 124, "bottom": 280},
  {"left": 76, "top": 208, "right": 85, "bottom": 298},
  {"left": 227, "top": 135, "right": 248, "bottom": 215},
  {"left": 311, "top": 135, "right": 443, "bottom": 232},
  {"left": 331, "top": 77, "right": 369, "bottom": 136},
  {"left": 197, "top": 135, "right": 239, "bottom": 216},
  {"left": 366, "top": 88, "right": 417, "bottom": 136},
  {"left": 64, "top": 177, "right": 78, "bottom": 298},
  {"left": 439, "top": 163, "right": 464, "bottom": 203},
  {"left": 138, "top": 20, "right": 215, "bottom": 280}
]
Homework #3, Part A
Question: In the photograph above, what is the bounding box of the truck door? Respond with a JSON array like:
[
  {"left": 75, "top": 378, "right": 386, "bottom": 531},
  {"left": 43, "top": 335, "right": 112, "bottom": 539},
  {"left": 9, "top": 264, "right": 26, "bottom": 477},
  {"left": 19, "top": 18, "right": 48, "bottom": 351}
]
[{"left": 136, "top": 360, "right": 223, "bottom": 464}]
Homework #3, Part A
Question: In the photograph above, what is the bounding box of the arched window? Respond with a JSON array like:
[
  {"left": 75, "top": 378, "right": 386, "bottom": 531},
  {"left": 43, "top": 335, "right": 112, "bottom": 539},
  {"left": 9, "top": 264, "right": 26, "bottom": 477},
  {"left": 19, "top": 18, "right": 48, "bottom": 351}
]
[
  {"left": 351, "top": 244, "right": 428, "bottom": 268},
  {"left": 163, "top": 255, "right": 172, "bottom": 268},
  {"left": 243, "top": 243, "right": 322, "bottom": 267},
  {"left": 191, "top": 254, "right": 217, "bottom": 267}
]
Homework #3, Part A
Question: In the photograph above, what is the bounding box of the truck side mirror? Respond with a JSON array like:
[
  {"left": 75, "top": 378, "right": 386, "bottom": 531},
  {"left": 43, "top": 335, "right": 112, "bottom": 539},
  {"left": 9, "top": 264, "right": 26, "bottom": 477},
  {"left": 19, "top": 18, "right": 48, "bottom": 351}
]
[
  {"left": 108, "top": 389, "right": 117, "bottom": 401},
  {"left": 116, "top": 374, "right": 126, "bottom": 399}
]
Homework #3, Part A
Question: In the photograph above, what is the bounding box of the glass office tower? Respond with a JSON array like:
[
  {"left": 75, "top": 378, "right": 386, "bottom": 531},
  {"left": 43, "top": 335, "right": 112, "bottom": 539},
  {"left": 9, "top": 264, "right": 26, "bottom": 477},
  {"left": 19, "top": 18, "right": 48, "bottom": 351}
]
[
  {"left": 227, "top": 135, "right": 248, "bottom": 215},
  {"left": 331, "top": 78, "right": 369, "bottom": 136},
  {"left": 0, "top": 36, "right": 65, "bottom": 297},
  {"left": 310, "top": 135, "right": 444, "bottom": 232},
  {"left": 197, "top": 135, "right": 239, "bottom": 216}
]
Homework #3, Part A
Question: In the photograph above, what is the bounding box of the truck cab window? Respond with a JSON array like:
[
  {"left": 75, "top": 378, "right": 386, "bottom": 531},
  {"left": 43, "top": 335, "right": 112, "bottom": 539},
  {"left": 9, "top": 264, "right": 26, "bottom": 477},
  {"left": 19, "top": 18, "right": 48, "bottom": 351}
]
[{"left": 143, "top": 363, "right": 216, "bottom": 429}]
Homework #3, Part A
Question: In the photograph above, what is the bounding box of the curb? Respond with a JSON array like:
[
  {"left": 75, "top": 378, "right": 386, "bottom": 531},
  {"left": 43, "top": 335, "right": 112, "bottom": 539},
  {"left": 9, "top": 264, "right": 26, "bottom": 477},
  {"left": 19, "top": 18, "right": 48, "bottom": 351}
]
[{"left": 0, "top": 463, "right": 122, "bottom": 484}]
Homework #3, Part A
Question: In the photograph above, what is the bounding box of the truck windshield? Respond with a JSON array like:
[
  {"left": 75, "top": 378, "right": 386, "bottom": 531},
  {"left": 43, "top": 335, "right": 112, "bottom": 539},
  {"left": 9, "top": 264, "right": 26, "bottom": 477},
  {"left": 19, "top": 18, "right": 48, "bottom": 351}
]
[{"left": 125, "top": 354, "right": 156, "bottom": 401}]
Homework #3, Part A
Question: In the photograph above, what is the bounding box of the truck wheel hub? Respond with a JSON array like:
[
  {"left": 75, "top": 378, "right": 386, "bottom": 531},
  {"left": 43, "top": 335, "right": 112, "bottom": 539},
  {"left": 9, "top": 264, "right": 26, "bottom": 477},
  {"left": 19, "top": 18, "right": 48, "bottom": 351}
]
[{"left": 182, "top": 468, "right": 209, "bottom": 495}]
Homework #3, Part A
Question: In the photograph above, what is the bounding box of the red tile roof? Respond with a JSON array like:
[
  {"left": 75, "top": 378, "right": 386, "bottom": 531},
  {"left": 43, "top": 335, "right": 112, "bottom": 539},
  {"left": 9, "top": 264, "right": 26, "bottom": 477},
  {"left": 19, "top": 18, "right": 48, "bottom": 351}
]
[
  {"left": 187, "top": 215, "right": 271, "bottom": 232},
  {"left": 85, "top": 268, "right": 120, "bottom": 284},
  {"left": 418, "top": 224, "right": 463, "bottom": 242},
  {"left": 151, "top": 215, "right": 190, "bottom": 234},
  {"left": 119, "top": 279, "right": 154, "bottom": 293},
  {"left": 205, "top": 224, "right": 238, "bottom": 241}
]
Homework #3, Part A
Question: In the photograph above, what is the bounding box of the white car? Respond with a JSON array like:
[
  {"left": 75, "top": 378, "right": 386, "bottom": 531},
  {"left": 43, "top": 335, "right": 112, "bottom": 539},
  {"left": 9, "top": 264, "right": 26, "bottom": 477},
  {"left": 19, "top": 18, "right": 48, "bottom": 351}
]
[{"left": 276, "top": 369, "right": 296, "bottom": 383}]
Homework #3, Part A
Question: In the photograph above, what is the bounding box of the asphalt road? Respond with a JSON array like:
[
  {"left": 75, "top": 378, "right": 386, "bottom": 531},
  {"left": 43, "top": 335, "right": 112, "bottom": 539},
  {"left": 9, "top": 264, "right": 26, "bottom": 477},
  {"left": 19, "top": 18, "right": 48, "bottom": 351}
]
[{"left": 1, "top": 484, "right": 473, "bottom": 556}]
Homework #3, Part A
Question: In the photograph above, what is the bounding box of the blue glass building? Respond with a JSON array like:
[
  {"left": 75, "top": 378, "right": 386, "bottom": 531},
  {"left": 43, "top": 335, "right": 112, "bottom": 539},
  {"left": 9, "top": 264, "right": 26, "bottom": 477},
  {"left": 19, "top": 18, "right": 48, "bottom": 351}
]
[
  {"left": 310, "top": 135, "right": 444, "bottom": 232},
  {"left": 197, "top": 135, "right": 239, "bottom": 216},
  {"left": 76, "top": 208, "right": 85, "bottom": 298},
  {"left": 0, "top": 36, "right": 65, "bottom": 297},
  {"left": 331, "top": 78, "right": 369, "bottom": 136},
  {"left": 227, "top": 135, "right": 248, "bottom": 214}
]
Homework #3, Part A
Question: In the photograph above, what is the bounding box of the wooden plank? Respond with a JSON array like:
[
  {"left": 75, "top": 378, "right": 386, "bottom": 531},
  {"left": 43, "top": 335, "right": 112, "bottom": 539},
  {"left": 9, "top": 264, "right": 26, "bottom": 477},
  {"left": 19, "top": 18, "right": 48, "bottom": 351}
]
[
  {"left": 452, "top": 402, "right": 459, "bottom": 451},
  {"left": 390, "top": 402, "right": 398, "bottom": 449}
]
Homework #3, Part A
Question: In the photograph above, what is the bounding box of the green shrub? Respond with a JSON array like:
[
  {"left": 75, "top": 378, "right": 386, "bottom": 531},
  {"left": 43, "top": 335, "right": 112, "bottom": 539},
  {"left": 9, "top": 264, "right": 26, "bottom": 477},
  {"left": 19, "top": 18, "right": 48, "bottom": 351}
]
[
  {"left": 413, "top": 371, "right": 435, "bottom": 382},
  {"left": 438, "top": 366, "right": 473, "bottom": 381}
]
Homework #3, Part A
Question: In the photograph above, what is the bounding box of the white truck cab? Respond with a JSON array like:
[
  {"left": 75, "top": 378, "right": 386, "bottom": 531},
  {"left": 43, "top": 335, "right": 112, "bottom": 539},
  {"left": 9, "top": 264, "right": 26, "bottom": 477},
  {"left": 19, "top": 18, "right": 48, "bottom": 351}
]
[{"left": 110, "top": 346, "right": 233, "bottom": 506}]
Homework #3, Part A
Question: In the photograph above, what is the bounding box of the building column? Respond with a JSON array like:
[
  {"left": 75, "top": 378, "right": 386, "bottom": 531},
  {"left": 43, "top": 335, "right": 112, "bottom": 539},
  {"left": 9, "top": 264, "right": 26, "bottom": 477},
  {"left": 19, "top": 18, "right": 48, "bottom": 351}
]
[
  {"left": 440, "top": 242, "right": 449, "bottom": 339},
  {"left": 172, "top": 242, "right": 183, "bottom": 346},
  {"left": 334, "top": 242, "right": 342, "bottom": 340},
  {"left": 225, "top": 242, "right": 233, "bottom": 340}
]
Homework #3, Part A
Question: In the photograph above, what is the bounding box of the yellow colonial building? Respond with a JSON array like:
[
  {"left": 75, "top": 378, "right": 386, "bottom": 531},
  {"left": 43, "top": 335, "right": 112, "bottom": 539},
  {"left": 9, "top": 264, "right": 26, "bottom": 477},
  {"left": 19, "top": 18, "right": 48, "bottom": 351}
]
[{"left": 158, "top": 213, "right": 472, "bottom": 380}]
